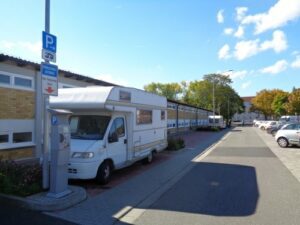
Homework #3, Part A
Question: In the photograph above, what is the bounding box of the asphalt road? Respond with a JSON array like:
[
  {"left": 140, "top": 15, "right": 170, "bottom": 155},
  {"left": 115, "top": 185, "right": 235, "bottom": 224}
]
[
  {"left": 133, "top": 127, "right": 300, "bottom": 225},
  {"left": 0, "top": 198, "right": 77, "bottom": 225}
]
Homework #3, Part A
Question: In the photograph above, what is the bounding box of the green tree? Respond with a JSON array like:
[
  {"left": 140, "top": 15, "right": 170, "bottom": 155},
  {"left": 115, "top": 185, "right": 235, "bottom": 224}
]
[
  {"left": 285, "top": 88, "right": 300, "bottom": 115},
  {"left": 252, "top": 89, "right": 279, "bottom": 119},
  {"left": 144, "top": 82, "right": 182, "bottom": 100},
  {"left": 271, "top": 90, "right": 289, "bottom": 117},
  {"left": 184, "top": 74, "right": 244, "bottom": 121}
]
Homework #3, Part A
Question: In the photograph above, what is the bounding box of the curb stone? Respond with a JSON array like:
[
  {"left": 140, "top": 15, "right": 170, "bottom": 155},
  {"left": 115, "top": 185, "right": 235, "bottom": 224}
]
[{"left": 0, "top": 185, "right": 87, "bottom": 212}]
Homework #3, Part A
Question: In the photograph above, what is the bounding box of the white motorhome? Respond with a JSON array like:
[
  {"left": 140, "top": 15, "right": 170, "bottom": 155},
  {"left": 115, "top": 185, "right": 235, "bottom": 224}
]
[
  {"left": 50, "top": 86, "right": 168, "bottom": 184},
  {"left": 208, "top": 115, "right": 226, "bottom": 129}
]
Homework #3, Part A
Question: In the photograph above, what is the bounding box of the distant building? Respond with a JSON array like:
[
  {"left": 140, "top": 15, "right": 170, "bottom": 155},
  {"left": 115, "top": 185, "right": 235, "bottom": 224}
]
[{"left": 233, "top": 96, "right": 264, "bottom": 124}]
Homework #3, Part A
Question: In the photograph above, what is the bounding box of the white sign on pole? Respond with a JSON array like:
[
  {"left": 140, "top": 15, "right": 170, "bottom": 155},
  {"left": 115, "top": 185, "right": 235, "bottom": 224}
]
[
  {"left": 42, "top": 49, "right": 56, "bottom": 62},
  {"left": 41, "top": 62, "right": 58, "bottom": 96}
]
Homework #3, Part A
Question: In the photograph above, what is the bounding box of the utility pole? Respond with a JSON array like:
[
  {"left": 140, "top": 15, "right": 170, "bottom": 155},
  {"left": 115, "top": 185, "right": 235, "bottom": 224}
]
[
  {"left": 42, "top": 0, "right": 50, "bottom": 189},
  {"left": 212, "top": 79, "right": 215, "bottom": 127}
]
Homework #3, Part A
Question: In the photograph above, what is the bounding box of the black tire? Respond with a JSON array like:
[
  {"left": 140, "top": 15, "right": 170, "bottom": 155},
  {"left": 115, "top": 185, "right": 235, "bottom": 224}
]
[
  {"left": 96, "top": 161, "right": 112, "bottom": 184},
  {"left": 277, "top": 137, "right": 289, "bottom": 148},
  {"left": 271, "top": 130, "right": 277, "bottom": 136},
  {"left": 143, "top": 151, "right": 154, "bottom": 164}
]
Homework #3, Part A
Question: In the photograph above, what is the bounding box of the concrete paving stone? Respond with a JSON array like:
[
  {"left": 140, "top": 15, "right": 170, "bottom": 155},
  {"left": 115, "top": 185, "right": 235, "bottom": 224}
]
[{"left": 254, "top": 128, "right": 300, "bottom": 183}]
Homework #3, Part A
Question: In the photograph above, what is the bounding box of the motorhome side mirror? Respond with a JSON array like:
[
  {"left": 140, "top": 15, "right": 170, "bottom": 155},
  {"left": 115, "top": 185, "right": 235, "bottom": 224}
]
[{"left": 108, "top": 132, "right": 118, "bottom": 143}]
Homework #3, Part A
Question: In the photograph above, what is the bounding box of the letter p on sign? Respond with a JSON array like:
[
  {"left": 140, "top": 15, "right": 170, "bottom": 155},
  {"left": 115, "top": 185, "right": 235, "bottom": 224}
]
[{"left": 42, "top": 31, "right": 57, "bottom": 53}]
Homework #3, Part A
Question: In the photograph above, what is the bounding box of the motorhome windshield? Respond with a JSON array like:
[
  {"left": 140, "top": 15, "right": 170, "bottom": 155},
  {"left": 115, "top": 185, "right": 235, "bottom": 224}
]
[{"left": 70, "top": 115, "right": 111, "bottom": 140}]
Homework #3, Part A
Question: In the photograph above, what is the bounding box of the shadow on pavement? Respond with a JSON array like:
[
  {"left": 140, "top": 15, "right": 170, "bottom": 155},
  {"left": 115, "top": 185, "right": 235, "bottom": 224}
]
[
  {"left": 149, "top": 162, "right": 259, "bottom": 217},
  {"left": 0, "top": 197, "right": 77, "bottom": 225}
]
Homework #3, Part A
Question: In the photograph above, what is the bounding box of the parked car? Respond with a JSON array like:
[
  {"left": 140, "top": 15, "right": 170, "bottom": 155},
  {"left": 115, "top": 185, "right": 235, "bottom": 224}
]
[
  {"left": 258, "top": 121, "right": 271, "bottom": 130},
  {"left": 254, "top": 120, "right": 264, "bottom": 127},
  {"left": 264, "top": 121, "right": 279, "bottom": 131},
  {"left": 275, "top": 123, "right": 300, "bottom": 148},
  {"left": 267, "top": 123, "right": 284, "bottom": 136}
]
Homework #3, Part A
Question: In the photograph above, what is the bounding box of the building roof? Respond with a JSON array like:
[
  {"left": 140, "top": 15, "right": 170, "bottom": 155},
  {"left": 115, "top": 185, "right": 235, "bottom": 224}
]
[
  {"left": 0, "top": 53, "right": 212, "bottom": 113},
  {"left": 0, "top": 53, "right": 117, "bottom": 86},
  {"left": 167, "top": 98, "right": 213, "bottom": 112},
  {"left": 241, "top": 96, "right": 255, "bottom": 103}
]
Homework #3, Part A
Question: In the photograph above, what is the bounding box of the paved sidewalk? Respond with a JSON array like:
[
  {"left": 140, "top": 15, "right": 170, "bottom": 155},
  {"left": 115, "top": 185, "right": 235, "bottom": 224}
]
[
  {"left": 47, "top": 130, "right": 228, "bottom": 225},
  {"left": 254, "top": 128, "right": 300, "bottom": 183}
]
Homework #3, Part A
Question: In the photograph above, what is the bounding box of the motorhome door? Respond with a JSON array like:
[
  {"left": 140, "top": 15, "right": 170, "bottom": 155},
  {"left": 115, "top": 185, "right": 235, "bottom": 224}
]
[{"left": 107, "top": 117, "right": 127, "bottom": 167}]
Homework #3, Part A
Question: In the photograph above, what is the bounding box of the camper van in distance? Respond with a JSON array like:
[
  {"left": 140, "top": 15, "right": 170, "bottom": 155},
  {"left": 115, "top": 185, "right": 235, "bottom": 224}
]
[
  {"left": 50, "top": 86, "right": 168, "bottom": 184},
  {"left": 208, "top": 115, "right": 226, "bottom": 129}
]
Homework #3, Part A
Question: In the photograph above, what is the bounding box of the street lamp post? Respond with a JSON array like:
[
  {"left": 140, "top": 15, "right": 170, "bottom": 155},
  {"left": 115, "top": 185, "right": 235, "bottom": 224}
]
[{"left": 212, "top": 80, "right": 215, "bottom": 127}]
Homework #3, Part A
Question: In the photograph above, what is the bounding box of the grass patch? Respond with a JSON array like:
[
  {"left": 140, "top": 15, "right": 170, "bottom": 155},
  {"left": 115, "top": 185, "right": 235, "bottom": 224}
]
[
  {"left": 167, "top": 137, "right": 185, "bottom": 151},
  {"left": 0, "top": 159, "right": 43, "bottom": 197}
]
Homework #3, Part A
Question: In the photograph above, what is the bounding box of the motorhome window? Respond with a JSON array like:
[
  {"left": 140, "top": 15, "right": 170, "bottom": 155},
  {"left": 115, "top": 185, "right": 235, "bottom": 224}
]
[
  {"left": 137, "top": 109, "right": 152, "bottom": 124},
  {"left": 161, "top": 110, "right": 166, "bottom": 120},
  {"left": 119, "top": 91, "right": 131, "bottom": 102},
  {"left": 70, "top": 115, "right": 111, "bottom": 140},
  {"left": 209, "top": 118, "right": 219, "bottom": 123},
  {"left": 114, "top": 118, "right": 125, "bottom": 137}
]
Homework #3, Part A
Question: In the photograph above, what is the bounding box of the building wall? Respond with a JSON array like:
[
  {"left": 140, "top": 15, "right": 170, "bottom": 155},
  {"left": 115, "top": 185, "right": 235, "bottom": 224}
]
[
  {"left": 0, "top": 60, "right": 102, "bottom": 161},
  {"left": 0, "top": 87, "right": 35, "bottom": 119}
]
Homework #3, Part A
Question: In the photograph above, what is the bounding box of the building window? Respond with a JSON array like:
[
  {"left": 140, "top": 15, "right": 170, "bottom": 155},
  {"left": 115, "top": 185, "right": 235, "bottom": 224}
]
[
  {"left": 161, "top": 110, "right": 166, "bottom": 120},
  {"left": 0, "top": 133, "right": 9, "bottom": 143},
  {"left": 137, "top": 109, "right": 152, "bottom": 124},
  {"left": 13, "top": 132, "right": 32, "bottom": 143},
  {"left": 0, "top": 120, "right": 35, "bottom": 150},
  {"left": 0, "top": 74, "right": 10, "bottom": 85},
  {"left": 14, "top": 77, "right": 32, "bottom": 88},
  {"left": 0, "top": 71, "right": 34, "bottom": 90}
]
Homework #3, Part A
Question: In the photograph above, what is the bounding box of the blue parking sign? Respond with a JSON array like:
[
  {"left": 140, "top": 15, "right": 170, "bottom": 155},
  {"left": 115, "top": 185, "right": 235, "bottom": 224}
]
[
  {"left": 41, "top": 63, "right": 58, "bottom": 78},
  {"left": 42, "top": 31, "right": 57, "bottom": 53}
]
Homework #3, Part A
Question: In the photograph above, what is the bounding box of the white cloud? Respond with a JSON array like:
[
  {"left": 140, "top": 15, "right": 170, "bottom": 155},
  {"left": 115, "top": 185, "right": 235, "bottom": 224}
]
[
  {"left": 234, "top": 26, "right": 245, "bottom": 38},
  {"left": 291, "top": 56, "right": 300, "bottom": 68},
  {"left": 234, "top": 39, "right": 260, "bottom": 60},
  {"left": 241, "top": 0, "right": 300, "bottom": 34},
  {"left": 0, "top": 40, "right": 16, "bottom": 49},
  {"left": 217, "top": 10, "right": 224, "bottom": 23},
  {"left": 260, "top": 60, "right": 288, "bottom": 74},
  {"left": 233, "top": 30, "right": 288, "bottom": 60},
  {"left": 236, "top": 7, "right": 248, "bottom": 21},
  {"left": 224, "top": 28, "right": 234, "bottom": 35},
  {"left": 241, "top": 81, "right": 252, "bottom": 89},
  {"left": 218, "top": 44, "right": 231, "bottom": 59},
  {"left": 229, "top": 70, "right": 248, "bottom": 80},
  {"left": 260, "top": 30, "right": 287, "bottom": 53},
  {"left": 292, "top": 50, "right": 300, "bottom": 56},
  {"left": 0, "top": 40, "right": 41, "bottom": 55},
  {"left": 93, "top": 74, "right": 129, "bottom": 86}
]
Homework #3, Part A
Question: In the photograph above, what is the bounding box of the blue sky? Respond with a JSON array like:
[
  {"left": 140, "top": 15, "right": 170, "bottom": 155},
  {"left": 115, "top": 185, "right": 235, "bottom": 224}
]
[{"left": 1, "top": 0, "right": 300, "bottom": 97}]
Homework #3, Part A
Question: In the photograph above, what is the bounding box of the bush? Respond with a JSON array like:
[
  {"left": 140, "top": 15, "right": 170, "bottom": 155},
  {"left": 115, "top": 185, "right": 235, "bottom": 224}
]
[
  {"left": 210, "top": 127, "right": 220, "bottom": 132},
  {"left": 167, "top": 138, "right": 185, "bottom": 151},
  {"left": 0, "top": 159, "right": 43, "bottom": 197}
]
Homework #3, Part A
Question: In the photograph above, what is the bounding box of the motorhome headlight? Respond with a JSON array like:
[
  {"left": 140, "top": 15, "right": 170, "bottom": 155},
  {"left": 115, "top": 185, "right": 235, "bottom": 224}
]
[{"left": 72, "top": 152, "right": 94, "bottom": 159}]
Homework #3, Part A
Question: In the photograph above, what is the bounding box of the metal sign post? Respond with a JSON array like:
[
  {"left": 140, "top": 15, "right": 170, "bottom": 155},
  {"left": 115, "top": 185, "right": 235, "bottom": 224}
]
[{"left": 42, "top": 0, "right": 58, "bottom": 189}]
